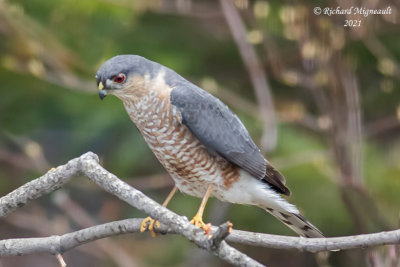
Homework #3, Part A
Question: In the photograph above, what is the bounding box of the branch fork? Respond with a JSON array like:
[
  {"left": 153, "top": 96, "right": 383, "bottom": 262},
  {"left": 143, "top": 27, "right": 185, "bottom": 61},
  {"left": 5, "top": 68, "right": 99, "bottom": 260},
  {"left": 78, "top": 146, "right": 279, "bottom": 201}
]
[
  {"left": 0, "top": 152, "right": 261, "bottom": 266},
  {"left": 1, "top": 152, "right": 400, "bottom": 267}
]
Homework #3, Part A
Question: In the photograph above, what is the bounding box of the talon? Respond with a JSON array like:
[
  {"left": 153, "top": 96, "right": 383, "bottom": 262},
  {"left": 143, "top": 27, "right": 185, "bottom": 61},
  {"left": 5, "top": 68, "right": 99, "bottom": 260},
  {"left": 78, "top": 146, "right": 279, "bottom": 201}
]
[
  {"left": 190, "top": 214, "right": 212, "bottom": 234},
  {"left": 148, "top": 219, "right": 161, "bottom": 237},
  {"left": 227, "top": 222, "right": 233, "bottom": 233},
  {"left": 140, "top": 217, "right": 160, "bottom": 237},
  {"left": 140, "top": 217, "right": 151, "bottom": 232},
  {"left": 48, "top": 167, "right": 56, "bottom": 172},
  {"left": 204, "top": 223, "right": 212, "bottom": 235},
  {"left": 190, "top": 214, "right": 205, "bottom": 228}
]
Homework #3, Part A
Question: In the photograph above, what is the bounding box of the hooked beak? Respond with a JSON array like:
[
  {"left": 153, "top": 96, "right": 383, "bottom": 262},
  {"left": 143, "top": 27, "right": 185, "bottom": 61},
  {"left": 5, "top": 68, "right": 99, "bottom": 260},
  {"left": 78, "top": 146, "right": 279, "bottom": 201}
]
[{"left": 98, "top": 82, "right": 107, "bottom": 100}]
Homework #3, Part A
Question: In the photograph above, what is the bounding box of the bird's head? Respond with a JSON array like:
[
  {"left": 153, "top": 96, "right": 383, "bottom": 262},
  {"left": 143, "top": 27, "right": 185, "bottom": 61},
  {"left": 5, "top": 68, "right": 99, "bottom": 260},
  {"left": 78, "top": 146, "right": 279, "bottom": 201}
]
[{"left": 96, "top": 55, "right": 160, "bottom": 100}]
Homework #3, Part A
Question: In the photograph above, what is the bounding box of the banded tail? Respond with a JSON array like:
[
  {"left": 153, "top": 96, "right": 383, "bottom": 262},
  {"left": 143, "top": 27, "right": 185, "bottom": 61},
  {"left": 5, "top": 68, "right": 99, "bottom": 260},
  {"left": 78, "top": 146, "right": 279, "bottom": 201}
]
[
  {"left": 264, "top": 206, "right": 324, "bottom": 238},
  {"left": 258, "top": 165, "right": 324, "bottom": 238}
]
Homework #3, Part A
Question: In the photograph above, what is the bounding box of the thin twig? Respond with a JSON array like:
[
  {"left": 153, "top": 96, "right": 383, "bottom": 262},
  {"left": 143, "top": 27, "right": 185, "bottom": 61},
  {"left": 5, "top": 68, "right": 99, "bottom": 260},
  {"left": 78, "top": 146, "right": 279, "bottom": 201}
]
[{"left": 228, "top": 229, "right": 400, "bottom": 253}]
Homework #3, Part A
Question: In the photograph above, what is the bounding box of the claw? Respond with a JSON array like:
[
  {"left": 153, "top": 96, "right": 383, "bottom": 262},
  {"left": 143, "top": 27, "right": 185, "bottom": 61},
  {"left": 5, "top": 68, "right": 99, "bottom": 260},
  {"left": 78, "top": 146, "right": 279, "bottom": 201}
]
[
  {"left": 190, "top": 214, "right": 212, "bottom": 234},
  {"left": 140, "top": 217, "right": 160, "bottom": 237},
  {"left": 190, "top": 214, "right": 205, "bottom": 228},
  {"left": 227, "top": 222, "right": 233, "bottom": 233},
  {"left": 204, "top": 223, "right": 212, "bottom": 235}
]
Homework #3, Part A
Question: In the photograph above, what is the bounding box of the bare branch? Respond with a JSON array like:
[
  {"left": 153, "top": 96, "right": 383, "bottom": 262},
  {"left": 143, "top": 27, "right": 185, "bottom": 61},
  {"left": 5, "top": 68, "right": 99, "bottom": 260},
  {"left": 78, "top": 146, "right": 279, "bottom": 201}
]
[
  {"left": 0, "top": 219, "right": 152, "bottom": 257},
  {"left": 1, "top": 217, "right": 399, "bottom": 257},
  {"left": 0, "top": 152, "right": 263, "bottom": 267},
  {"left": 53, "top": 191, "right": 140, "bottom": 267},
  {"left": 228, "top": 229, "right": 400, "bottom": 253},
  {"left": 1, "top": 152, "right": 399, "bottom": 265}
]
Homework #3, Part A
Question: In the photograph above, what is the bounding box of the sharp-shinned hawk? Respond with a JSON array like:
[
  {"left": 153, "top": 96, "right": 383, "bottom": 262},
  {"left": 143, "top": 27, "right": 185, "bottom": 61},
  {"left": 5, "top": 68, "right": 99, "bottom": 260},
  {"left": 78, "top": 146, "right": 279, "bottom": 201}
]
[{"left": 96, "top": 55, "right": 323, "bottom": 238}]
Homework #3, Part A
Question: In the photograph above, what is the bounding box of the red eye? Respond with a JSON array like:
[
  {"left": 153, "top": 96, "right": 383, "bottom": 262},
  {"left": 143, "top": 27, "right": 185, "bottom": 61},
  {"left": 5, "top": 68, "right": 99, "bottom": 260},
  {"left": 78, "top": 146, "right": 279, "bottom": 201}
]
[{"left": 113, "top": 73, "right": 126, "bottom": 83}]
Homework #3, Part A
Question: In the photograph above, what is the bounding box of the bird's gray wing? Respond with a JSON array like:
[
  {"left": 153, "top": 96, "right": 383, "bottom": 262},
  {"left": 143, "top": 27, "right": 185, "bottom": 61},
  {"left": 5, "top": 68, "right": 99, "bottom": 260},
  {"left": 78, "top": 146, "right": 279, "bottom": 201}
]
[{"left": 170, "top": 83, "right": 267, "bottom": 179}]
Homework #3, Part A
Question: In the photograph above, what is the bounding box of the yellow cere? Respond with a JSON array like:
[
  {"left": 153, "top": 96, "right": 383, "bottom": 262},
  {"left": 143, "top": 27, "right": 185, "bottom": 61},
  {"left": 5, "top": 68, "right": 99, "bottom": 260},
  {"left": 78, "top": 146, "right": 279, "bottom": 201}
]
[{"left": 98, "top": 82, "right": 104, "bottom": 90}]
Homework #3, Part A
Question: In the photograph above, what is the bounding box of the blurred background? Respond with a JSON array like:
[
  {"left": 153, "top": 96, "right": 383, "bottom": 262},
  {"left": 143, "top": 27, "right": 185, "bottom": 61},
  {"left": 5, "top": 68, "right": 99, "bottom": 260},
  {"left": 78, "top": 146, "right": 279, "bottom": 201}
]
[{"left": 0, "top": 0, "right": 399, "bottom": 266}]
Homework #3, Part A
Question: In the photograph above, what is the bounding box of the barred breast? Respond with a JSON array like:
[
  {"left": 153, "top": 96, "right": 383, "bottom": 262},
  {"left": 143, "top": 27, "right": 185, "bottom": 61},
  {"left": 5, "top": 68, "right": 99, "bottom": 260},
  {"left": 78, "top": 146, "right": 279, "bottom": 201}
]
[{"left": 122, "top": 90, "right": 239, "bottom": 199}]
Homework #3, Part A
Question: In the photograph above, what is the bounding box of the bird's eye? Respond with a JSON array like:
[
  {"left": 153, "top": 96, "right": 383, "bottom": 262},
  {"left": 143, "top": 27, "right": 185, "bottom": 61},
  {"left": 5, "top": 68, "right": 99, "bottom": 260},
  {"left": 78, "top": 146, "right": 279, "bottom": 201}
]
[{"left": 113, "top": 73, "right": 126, "bottom": 84}]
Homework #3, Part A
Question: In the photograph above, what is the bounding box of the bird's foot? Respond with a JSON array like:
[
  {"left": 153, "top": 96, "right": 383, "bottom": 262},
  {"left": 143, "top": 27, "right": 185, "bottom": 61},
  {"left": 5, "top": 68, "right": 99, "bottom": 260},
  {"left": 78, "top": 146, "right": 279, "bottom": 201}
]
[
  {"left": 190, "top": 214, "right": 212, "bottom": 234},
  {"left": 140, "top": 217, "right": 161, "bottom": 237},
  {"left": 227, "top": 222, "right": 233, "bottom": 233}
]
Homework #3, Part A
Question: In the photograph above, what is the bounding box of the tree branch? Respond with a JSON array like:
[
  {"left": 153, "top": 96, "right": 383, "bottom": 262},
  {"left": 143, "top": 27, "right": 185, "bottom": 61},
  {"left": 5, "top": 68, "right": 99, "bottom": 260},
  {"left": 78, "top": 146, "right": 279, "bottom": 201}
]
[
  {"left": 1, "top": 152, "right": 399, "bottom": 265},
  {"left": 0, "top": 152, "right": 263, "bottom": 267},
  {"left": 1, "top": 217, "right": 399, "bottom": 257},
  {"left": 228, "top": 229, "right": 400, "bottom": 252}
]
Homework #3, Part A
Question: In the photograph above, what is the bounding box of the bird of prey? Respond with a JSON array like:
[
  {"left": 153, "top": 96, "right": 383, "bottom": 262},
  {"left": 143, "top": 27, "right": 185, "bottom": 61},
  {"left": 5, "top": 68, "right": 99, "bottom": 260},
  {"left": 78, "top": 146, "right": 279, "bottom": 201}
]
[{"left": 96, "top": 55, "right": 323, "bottom": 238}]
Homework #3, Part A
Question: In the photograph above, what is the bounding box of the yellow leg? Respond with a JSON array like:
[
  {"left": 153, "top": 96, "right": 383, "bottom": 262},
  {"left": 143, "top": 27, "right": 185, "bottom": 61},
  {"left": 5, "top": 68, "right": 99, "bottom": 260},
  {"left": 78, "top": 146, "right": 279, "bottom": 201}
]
[
  {"left": 140, "top": 186, "right": 178, "bottom": 237},
  {"left": 190, "top": 184, "right": 213, "bottom": 233},
  {"left": 162, "top": 186, "right": 178, "bottom": 207}
]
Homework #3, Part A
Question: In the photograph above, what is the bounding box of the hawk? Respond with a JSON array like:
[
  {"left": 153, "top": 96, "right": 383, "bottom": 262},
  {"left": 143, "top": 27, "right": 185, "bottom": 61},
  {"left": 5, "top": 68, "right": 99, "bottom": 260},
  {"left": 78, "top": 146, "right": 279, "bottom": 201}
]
[{"left": 96, "top": 55, "right": 323, "bottom": 238}]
